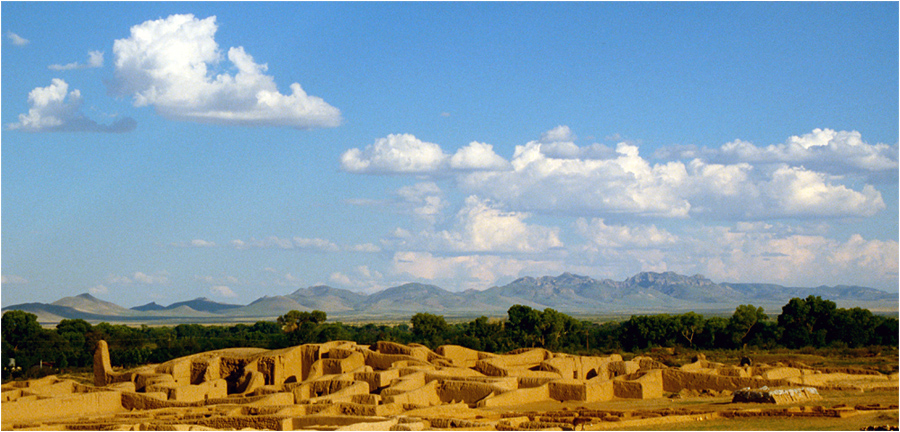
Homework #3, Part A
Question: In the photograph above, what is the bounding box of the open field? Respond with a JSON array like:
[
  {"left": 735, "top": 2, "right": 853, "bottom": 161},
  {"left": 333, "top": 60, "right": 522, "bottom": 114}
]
[{"left": 2, "top": 340, "right": 897, "bottom": 431}]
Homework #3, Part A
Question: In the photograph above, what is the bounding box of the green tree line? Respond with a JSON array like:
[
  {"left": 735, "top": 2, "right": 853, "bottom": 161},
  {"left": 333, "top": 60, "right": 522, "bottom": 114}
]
[{"left": 2, "top": 295, "right": 896, "bottom": 380}]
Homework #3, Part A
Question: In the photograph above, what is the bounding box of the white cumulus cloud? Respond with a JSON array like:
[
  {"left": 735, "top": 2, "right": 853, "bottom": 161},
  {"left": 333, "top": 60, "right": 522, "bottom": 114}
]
[
  {"left": 439, "top": 196, "right": 563, "bottom": 253},
  {"left": 449, "top": 141, "right": 511, "bottom": 171},
  {"left": 9, "top": 79, "right": 136, "bottom": 133},
  {"left": 459, "top": 140, "right": 693, "bottom": 218},
  {"left": 540, "top": 125, "right": 576, "bottom": 143},
  {"left": 575, "top": 218, "right": 678, "bottom": 248},
  {"left": 662, "top": 128, "right": 898, "bottom": 177},
  {"left": 341, "top": 134, "right": 447, "bottom": 174},
  {"left": 761, "top": 165, "right": 885, "bottom": 217},
  {"left": 111, "top": 14, "right": 340, "bottom": 129}
]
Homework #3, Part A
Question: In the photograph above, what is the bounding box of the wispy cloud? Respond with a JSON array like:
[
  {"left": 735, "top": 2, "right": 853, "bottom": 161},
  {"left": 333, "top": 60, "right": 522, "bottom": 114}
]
[
  {"left": 107, "top": 271, "right": 169, "bottom": 285},
  {"left": 231, "top": 236, "right": 376, "bottom": 253},
  {"left": 49, "top": 50, "right": 104, "bottom": 70},
  {"left": 209, "top": 285, "right": 237, "bottom": 298},
  {"left": 89, "top": 285, "right": 109, "bottom": 295},
  {"left": 171, "top": 239, "right": 217, "bottom": 248},
  {"left": 8, "top": 79, "right": 136, "bottom": 133},
  {"left": 110, "top": 14, "right": 340, "bottom": 129},
  {"left": 7, "top": 31, "right": 29, "bottom": 46},
  {"left": 1, "top": 275, "right": 29, "bottom": 284}
]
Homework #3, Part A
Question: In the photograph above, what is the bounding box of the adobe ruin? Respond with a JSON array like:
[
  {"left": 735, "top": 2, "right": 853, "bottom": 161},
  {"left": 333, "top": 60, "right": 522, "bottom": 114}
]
[{"left": 1, "top": 340, "right": 897, "bottom": 430}]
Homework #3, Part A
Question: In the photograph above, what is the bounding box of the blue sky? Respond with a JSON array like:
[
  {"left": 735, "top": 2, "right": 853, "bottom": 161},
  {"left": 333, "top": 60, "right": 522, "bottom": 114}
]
[{"left": 2, "top": 2, "right": 898, "bottom": 307}]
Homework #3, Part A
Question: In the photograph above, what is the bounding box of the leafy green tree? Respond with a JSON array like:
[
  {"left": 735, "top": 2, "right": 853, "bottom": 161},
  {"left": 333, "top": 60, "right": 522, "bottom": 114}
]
[
  {"left": 696, "top": 316, "right": 730, "bottom": 349},
  {"left": 411, "top": 313, "right": 449, "bottom": 348},
  {"left": 832, "top": 307, "right": 876, "bottom": 347},
  {"left": 461, "top": 316, "right": 507, "bottom": 352},
  {"left": 778, "top": 296, "right": 837, "bottom": 348},
  {"left": 277, "top": 310, "right": 327, "bottom": 333},
  {"left": 2, "top": 310, "right": 43, "bottom": 350},
  {"left": 619, "top": 314, "right": 678, "bottom": 350},
  {"left": 56, "top": 319, "right": 94, "bottom": 367},
  {"left": 2, "top": 311, "right": 47, "bottom": 375},
  {"left": 729, "top": 304, "right": 767, "bottom": 347},
  {"left": 506, "top": 305, "right": 542, "bottom": 347},
  {"left": 873, "top": 316, "right": 899, "bottom": 346},
  {"left": 675, "top": 312, "right": 705, "bottom": 347},
  {"left": 314, "top": 323, "right": 352, "bottom": 343}
]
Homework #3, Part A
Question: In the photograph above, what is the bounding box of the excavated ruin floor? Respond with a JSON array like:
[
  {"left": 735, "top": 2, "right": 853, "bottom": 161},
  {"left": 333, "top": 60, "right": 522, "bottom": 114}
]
[{"left": 2, "top": 341, "right": 897, "bottom": 431}]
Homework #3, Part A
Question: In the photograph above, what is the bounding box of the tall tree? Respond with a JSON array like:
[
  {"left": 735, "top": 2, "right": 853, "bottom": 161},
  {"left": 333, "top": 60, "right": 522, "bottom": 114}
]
[
  {"left": 676, "top": 312, "right": 705, "bottom": 347},
  {"left": 778, "top": 296, "right": 836, "bottom": 348},
  {"left": 410, "top": 312, "right": 449, "bottom": 344},
  {"left": 729, "top": 304, "right": 767, "bottom": 347}
]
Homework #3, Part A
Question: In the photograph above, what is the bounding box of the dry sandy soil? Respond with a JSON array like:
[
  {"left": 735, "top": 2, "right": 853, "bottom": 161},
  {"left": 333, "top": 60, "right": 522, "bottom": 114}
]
[{"left": 2, "top": 341, "right": 897, "bottom": 431}]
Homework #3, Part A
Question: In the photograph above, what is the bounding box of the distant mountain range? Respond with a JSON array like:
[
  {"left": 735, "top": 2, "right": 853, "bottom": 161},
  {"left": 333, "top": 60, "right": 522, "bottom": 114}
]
[{"left": 3, "top": 272, "right": 896, "bottom": 324}]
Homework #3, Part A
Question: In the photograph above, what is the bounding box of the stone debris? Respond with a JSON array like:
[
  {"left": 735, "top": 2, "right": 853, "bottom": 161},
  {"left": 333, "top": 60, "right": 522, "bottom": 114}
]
[
  {"left": 1, "top": 341, "right": 895, "bottom": 430},
  {"left": 732, "top": 386, "right": 821, "bottom": 404}
]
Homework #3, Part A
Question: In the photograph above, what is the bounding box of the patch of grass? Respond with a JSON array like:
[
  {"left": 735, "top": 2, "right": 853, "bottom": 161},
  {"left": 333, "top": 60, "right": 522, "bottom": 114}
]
[{"left": 620, "top": 411, "right": 899, "bottom": 431}]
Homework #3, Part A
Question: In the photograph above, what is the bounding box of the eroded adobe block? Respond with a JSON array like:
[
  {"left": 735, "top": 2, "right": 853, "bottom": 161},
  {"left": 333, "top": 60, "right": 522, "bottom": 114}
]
[
  {"left": 549, "top": 378, "right": 613, "bottom": 402},
  {"left": 436, "top": 345, "right": 481, "bottom": 368},
  {"left": 613, "top": 369, "right": 662, "bottom": 399},
  {"left": 167, "top": 379, "right": 228, "bottom": 402},
  {"left": 609, "top": 360, "right": 640, "bottom": 378},
  {"left": 381, "top": 380, "right": 442, "bottom": 407}
]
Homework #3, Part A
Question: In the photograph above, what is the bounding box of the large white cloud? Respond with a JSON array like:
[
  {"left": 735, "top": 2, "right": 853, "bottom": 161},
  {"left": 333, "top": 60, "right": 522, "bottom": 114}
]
[
  {"left": 111, "top": 14, "right": 340, "bottom": 129},
  {"left": 9, "top": 79, "right": 136, "bottom": 132},
  {"left": 459, "top": 141, "right": 694, "bottom": 217},
  {"left": 356, "top": 127, "right": 885, "bottom": 220}
]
